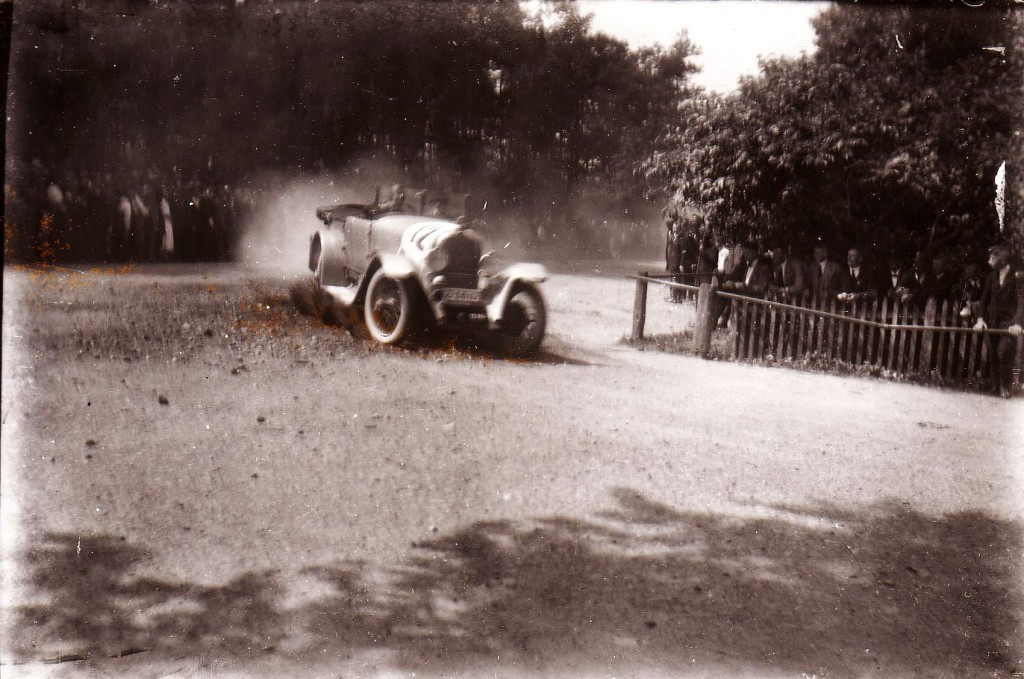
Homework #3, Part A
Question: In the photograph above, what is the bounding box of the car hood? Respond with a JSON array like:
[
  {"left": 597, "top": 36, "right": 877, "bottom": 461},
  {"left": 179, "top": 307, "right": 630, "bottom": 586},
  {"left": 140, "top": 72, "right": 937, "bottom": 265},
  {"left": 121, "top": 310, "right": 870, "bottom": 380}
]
[{"left": 373, "top": 214, "right": 468, "bottom": 266}]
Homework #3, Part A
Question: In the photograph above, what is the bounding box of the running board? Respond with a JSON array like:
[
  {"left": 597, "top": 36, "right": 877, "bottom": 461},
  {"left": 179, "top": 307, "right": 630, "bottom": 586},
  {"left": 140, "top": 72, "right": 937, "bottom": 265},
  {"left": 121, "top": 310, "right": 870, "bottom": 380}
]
[{"left": 321, "top": 284, "right": 358, "bottom": 307}]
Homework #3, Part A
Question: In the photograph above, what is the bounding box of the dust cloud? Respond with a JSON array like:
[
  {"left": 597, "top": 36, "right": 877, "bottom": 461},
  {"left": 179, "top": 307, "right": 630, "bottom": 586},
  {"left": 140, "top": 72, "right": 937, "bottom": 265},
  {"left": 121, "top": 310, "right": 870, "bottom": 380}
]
[
  {"left": 233, "top": 162, "right": 664, "bottom": 277},
  {"left": 234, "top": 170, "right": 378, "bottom": 274}
]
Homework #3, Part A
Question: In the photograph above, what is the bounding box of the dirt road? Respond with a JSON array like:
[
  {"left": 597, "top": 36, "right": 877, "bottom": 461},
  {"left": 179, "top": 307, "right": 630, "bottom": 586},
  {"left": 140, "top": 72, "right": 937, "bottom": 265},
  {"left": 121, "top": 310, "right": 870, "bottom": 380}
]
[{"left": 2, "top": 262, "right": 1022, "bottom": 679}]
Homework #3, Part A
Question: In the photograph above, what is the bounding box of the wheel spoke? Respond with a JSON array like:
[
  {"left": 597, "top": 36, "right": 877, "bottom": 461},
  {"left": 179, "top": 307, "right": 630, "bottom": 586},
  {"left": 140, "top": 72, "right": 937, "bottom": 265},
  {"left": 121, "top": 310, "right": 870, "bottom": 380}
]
[{"left": 373, "top": 299, "right": 401, "bottom": 335}]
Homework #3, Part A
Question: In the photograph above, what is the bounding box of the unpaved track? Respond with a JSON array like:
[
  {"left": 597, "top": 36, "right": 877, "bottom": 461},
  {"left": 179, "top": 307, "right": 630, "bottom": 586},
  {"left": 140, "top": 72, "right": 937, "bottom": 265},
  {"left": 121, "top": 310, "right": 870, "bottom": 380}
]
[{"left": 2, "top": 263, "right": 1022, "bottom": 679}]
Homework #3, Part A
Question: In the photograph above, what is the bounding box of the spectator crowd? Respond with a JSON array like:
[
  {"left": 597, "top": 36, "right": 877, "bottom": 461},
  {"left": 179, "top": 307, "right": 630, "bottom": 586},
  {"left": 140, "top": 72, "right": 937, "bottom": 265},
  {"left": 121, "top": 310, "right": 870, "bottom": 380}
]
[
  {"left": 4, "top": 159, "right": 254, "bottom": 265},
  {"left": 665, "top": 215, "right": 1018, "bottom": 318},
  {"left": 665, "top": 214, "right": 1023, "bottom": 397}
]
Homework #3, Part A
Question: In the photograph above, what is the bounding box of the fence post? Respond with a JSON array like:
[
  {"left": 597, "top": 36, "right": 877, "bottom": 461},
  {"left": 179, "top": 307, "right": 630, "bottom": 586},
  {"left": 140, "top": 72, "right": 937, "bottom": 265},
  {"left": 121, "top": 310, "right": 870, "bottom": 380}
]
[
  {"left": 920, "top": 298, "right": 936, "bottom": 376},
  {"left": 631, "top": 274, "right": 648, "bottom": 341},
  {"left": 1014, "top": 333, "right": 1023, "bottom": 390},
  {"left": 692, "top": 282, "right": 715, "bottom": 357},
  {"left": 728, "top": 297, "right": 741, "bottom": 358},
  {"left": 1015, "top": 272, "right": 1024, "bottom": 391}
]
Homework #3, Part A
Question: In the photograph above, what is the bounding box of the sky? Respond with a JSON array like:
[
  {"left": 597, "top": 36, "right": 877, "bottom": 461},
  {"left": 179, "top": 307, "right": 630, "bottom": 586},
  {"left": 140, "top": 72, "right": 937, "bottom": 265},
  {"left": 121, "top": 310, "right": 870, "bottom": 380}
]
[{"left": 572, "top": 1, "right": 830, "bottom": 93}]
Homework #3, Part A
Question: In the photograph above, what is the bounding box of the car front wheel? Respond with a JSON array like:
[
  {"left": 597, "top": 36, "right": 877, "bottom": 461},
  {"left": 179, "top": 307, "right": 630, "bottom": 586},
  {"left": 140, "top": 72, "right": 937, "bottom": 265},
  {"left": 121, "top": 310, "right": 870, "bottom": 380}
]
[
  {"left": 492, "top": 286, "right": 546, "bottom": 358},
  {"left": 364, "top": 269, "right": 422, "bottom": 346}
]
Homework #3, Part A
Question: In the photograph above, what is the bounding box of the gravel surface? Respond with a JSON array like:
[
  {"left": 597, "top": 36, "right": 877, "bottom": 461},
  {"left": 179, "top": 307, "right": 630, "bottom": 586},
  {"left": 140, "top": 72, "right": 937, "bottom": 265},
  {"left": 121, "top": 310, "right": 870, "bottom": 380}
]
[{"left": 2, "top": 262, "right": 1022, "bottom": 679}]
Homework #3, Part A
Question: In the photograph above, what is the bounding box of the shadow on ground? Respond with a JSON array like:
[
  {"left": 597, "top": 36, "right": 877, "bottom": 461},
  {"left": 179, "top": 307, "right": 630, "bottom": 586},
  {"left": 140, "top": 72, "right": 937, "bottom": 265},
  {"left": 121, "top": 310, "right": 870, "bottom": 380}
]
[{"left": 7, "top": 490, "right": 1022, "bottom": 677}]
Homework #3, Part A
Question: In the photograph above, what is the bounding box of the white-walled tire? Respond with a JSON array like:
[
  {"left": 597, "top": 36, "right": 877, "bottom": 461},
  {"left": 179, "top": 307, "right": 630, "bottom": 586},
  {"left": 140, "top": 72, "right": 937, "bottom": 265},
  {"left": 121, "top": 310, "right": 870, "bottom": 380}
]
[
  {"left": 364, "top": 268, "right": 421, "bottom": 346},
  {"left": 491, "top": 286, "right": 546, "bottom": 358}
]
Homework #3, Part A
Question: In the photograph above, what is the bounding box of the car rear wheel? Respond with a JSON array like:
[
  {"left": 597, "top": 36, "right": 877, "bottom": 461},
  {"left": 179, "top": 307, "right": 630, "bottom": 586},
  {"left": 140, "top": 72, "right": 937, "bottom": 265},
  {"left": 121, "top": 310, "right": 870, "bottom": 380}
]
[
  {"left": 364, "top": 269, "right": 422, "bottom": 346},
  {"left": 311, "top": 253, "right": 339, "bottom": 323},
  {"left": 492, "top": 286, "right": 546, "bottom": 358}
]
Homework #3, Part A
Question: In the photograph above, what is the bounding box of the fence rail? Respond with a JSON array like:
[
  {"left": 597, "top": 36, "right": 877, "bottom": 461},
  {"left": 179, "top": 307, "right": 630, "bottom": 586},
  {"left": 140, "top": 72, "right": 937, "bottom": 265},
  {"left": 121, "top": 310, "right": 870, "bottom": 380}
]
[
  {"left": 630, "top": 274, "right": 702, "bottom": 340},
  {"left": 629, "top": 272, "right": 1024, "bottom": 392}
]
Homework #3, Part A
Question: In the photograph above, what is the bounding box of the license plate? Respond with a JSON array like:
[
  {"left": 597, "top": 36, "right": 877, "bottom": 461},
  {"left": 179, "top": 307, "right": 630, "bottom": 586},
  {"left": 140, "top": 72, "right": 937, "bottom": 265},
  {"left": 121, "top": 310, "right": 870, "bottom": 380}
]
[{"left": 444, "top": 288, "right": 484, "bottom": 305}]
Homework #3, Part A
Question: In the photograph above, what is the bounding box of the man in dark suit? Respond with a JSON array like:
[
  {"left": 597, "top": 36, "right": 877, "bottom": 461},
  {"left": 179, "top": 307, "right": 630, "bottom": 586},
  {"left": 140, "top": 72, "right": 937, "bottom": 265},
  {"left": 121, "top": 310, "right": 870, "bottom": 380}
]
[
  {"left": 710, "top": 237, "right": 744, "bottom": 328},
  {"left": 665, "top": 219, "right": 683, "bottom": 302},
  {"left": 922, "top": 252, "right": 960, "bottom": 305},
  {"left": 679, "top": 226, "right": 699, "bottom": 301},
  {"left": 722, "top": 240, "right": 771, "bottom": 298},
  {"left": 717, "top": 240, "right": 772, "bottom": 347},
  {"left": 883, "top": 254, "right": 913, "bottom": 303},
  {"left": 806, "top": 241, "right": 844, "bottom": 305},
  {"left": 711, "top": 240, "right": 768, "bottom": 328},
  {"left": 768, "top": 242, "right": 805, "bottom": 302},
  {"left": 767, "top": 242, "right": 806, "bottom": 354},
  {"left": 837, "top": 247, "right": 880, "bottom": 303},
  {"left": 974, "top": 245, "right": 1023, "bottom": 398},
  {"left": 897, "top": 251, "right": 932, "bottom": 307}
]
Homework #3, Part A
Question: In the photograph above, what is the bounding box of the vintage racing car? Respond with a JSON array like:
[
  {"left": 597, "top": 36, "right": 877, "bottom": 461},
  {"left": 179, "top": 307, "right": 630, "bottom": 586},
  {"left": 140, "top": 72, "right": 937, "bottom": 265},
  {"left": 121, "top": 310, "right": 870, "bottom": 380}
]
[{"left": 308, "top": 185, "right": 547, "bottom": 357}]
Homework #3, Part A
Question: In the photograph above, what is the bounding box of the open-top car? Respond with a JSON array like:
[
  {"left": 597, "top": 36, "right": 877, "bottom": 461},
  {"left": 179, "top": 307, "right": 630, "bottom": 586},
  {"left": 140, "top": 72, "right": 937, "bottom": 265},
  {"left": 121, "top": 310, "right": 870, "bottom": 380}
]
[{"left": 308, "top": 185, "right": 547, "bottom": 357}]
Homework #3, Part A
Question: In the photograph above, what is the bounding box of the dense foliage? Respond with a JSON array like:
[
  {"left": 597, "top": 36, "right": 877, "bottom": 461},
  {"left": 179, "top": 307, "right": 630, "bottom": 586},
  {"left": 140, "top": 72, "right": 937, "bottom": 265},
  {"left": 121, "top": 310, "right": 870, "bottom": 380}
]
[
  {"left": 646, "top": 5, "right": 1022, "bottom": 263},
  {"left": 9, "top": 1, "right": 1021, "bottom": 264},
  {"left": 7, "top": 0, "right": 694, "bottom": 223}
]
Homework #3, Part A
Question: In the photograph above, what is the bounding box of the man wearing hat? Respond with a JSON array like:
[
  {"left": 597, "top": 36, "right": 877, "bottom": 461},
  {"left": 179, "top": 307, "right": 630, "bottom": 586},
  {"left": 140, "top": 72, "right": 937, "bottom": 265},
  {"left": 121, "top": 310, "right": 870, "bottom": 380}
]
[{"left": 973, "top": 245, "right": 1023, "bottom": 397}]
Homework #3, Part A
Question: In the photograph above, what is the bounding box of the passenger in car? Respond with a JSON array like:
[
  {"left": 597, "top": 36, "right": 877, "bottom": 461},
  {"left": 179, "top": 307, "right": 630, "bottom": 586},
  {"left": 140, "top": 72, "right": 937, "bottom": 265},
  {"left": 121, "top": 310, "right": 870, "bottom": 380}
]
[{"left": 381, "top": 184, "right": 407, "bottom": 213}]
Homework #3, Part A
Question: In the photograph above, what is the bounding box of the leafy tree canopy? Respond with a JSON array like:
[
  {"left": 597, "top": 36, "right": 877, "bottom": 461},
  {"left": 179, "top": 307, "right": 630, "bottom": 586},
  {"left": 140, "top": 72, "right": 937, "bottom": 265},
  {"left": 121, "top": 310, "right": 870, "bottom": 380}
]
[
  {"left": 9, "top": 0, "right": 698, "bottom": 232},
  {"left": 646, "top": 5, "right": 1020, "bottom": 265}
]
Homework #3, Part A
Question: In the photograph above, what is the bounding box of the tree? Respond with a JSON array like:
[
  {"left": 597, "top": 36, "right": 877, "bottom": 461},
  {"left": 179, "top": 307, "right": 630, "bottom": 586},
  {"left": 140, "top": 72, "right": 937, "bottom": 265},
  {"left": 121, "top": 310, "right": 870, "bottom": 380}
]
[
  {"left": 645, "top": 5, "right": 1019, "bottom": 264},
  {"left": 1001, "top": 8, "right": 1024, "bottom": 260},
  {"left": 9, "top": 0, "right": 697, "bottom": 242}
]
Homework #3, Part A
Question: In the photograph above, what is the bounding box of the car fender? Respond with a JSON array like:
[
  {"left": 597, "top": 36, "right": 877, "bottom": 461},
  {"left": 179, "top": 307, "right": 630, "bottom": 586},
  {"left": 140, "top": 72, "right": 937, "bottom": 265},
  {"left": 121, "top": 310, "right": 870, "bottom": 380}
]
[
  {"left": 310, "top": 230, "right": 347, "bottom": 286},
  {"left": 340, "top": 254, "right": 420, "bottom": 308},
  {"left": 378, "top": 252, "right": 417, "bottom": 279},
  {"left": 485, "top": 264, "right": 547, "bottom": 323}
]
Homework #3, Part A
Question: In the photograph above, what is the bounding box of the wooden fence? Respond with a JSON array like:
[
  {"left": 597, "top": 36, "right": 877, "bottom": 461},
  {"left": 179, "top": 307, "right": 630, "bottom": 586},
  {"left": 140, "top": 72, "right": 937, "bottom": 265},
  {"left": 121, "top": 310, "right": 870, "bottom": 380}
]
[
  {"left": 630, "top": 272, "right": 1024, "bottom": 393},
  {"left": 630, "top": 272, "right": 704, "bottom": 339}
]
